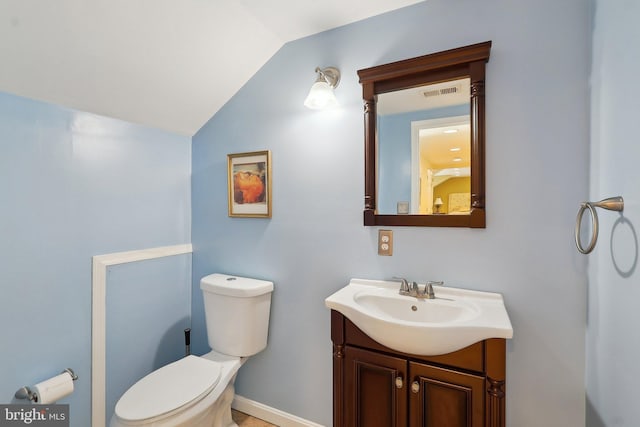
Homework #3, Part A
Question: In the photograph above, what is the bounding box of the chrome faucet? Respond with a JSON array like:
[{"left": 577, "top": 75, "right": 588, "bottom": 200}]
[{"left": 393, "top": 277, "right": 444, "bottom": 299}]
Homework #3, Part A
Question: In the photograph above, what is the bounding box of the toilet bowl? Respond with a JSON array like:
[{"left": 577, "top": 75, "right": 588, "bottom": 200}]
[{"left": 110, "top": 274, "right": 273, "bottom": 427}]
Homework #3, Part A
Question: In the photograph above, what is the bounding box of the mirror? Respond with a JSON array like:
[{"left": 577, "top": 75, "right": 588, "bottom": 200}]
[
  {"left": 377, "top": 78, "right": 471, "bottom": 215},
  {"left": 358, "top": 41, "right": 491, "bottom": 227}
]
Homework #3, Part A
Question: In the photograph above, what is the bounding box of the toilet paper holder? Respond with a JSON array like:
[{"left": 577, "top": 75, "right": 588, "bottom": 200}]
[{"left": 14, "top": 368, "right": 78, "bottom": 402}]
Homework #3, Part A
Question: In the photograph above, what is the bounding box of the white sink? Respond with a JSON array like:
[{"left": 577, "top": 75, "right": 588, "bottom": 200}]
[
  {"left": 325, "top": 278, "right": 513, "bottom": 356},
  {"left": 354, "top": 291, "right": 479, "bottom": 323}
]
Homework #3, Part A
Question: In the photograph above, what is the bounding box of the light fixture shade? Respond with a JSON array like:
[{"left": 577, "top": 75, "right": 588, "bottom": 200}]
[
  {"left": 304, "top": 66, "right": 340, "bottom": 110},
  {"left": 434, "top": 197, "right": 444, "bottom": 206},
  {"left": 304, "top": 81, "right": 338, "bottom": 109}
]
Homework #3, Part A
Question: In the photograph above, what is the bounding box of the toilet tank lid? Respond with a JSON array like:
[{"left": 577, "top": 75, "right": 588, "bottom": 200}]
[{"left": 200, "top": 273, "right": 274, "bottom": 297}]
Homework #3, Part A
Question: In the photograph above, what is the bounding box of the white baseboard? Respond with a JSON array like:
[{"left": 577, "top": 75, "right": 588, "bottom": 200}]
[{"left": 232, "top": 395, "right": 325, "bottom": 427}]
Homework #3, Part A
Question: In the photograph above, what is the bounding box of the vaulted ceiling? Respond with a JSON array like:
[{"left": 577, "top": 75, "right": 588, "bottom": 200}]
[{"left": 0, "top": 0, "right": 424, "bottom": 136}]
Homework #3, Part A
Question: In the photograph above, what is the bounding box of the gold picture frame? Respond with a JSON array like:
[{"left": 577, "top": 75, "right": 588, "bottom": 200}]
[{"left": 227, "top": 150, "right": 272, "bottom": 218}]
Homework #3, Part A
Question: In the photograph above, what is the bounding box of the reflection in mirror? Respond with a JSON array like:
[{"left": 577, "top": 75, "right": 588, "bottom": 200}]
[{"left": 377, "top": 78, "right": 471, "bottom": 215}]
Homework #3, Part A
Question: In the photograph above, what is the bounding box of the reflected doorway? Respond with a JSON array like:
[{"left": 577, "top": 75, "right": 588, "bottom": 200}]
[{"left": 411, "top": 115, "right": 471, "bottom": 214}]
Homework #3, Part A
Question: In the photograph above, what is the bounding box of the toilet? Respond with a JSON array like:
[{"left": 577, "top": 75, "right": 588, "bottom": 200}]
[{"left": 110, "top": 273, "right": 274, "bottom": 427}]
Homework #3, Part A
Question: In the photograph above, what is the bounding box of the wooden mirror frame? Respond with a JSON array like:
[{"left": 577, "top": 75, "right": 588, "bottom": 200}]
[{"left": 358, "top": 41, "right": 491, "bottom": 227}]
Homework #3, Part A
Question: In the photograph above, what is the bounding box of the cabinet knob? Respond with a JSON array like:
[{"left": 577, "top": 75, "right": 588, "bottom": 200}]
[
  {"left": 411, "top": 381, "right": 420, "bottom": 393},
  {"left": 395, "top": 376, "right": 403, "bottom": 389}
]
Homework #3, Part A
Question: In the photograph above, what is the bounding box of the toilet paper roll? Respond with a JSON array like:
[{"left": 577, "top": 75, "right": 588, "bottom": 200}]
[{"left": 33, "top": 372, "right": 74, "bottom": 404}]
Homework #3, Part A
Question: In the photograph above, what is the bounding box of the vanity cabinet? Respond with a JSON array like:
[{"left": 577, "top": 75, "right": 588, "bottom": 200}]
[{"left": 332, "top": 311, "right": 506, "bottom": 427}]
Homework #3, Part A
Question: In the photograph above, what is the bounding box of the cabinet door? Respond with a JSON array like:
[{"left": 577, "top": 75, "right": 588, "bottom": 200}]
[
  {"left": 345, "top": 346, "right": 408, "bottom": 427},
  {"left": 409, "top": 362, "right": 484, "bottom": 427}
]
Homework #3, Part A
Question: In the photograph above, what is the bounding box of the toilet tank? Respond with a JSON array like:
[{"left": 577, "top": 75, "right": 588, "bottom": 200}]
[{"left": 200, "top": 273, "right": 274, "bottom": 357}]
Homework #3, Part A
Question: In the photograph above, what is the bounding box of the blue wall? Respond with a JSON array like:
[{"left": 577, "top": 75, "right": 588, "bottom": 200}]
[
  {"left": 587, "top": 1, "right": 640, "bottom": 425},
  {"left": 192, "top": 0, "right": 590, "bottom": 425},
  {"left": 106, "top": 255, "right": 191, "bottom": 425},
  {"left": 378, "top": 104, "right": 469, "bottom": 213},
  {"left": 0, "top": 92, "right": 191, "bottom": 427}
]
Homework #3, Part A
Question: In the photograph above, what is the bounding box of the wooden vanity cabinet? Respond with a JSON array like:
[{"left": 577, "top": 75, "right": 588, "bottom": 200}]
[
  {"left": 344, "top": 346, "right": 408, "bottom": 426},
  {"left": 331, "top": 311, "right": 506, "bottom": 427}
]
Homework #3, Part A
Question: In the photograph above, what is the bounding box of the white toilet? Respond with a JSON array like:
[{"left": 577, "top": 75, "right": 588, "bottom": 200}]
[{"left": 110, "top": 273, "right": 274, "bottom": 427}]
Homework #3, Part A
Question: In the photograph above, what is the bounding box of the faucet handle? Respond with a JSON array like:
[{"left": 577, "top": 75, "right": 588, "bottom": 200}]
[
  {"left": 424, "top": 282, "right": 435, "bottom": 298},
  {"left": 424, "top": 281, "right": 444, "bottom": 298},
  {"left": 423, "top": 280, "right": 445, "bottom": 299},
  {"left": 392, "top": 276, "right": 410, "bottom": 293}
]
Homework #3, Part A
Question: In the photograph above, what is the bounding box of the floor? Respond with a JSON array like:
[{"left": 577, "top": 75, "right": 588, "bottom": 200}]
[{"left": 231, "top": 409, "right": 278, "bottom": 427}]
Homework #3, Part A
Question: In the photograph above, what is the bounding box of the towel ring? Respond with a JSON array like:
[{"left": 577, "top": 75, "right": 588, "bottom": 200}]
[{"left": 575, "top": 196, "right": 624, "bottom": 254}]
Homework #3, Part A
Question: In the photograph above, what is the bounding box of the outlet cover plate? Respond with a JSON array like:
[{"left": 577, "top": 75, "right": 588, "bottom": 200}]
[{"left": 378, "top": 229, "right": 393, "bottom": 256}]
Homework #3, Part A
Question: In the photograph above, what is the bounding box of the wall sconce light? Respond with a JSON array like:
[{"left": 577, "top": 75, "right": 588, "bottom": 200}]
[
  {"left": 434, "top": 197, "right": 444, "bottom": 214},
  {"left": 304, "top": 66, "right": 340, "bottom": 110}
]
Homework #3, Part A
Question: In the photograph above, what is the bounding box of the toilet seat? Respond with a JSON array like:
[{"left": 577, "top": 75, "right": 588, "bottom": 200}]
[{"left": 115, "top": 355, "right": 222, "bottom": 423}]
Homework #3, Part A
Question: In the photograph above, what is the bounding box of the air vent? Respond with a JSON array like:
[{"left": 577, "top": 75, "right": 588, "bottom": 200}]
[
  {"left": 440, "top": 86, "right": 458, "bottom": 95},
  {"left": 423, "top": 85, "right": 461, "bottom": 98}
]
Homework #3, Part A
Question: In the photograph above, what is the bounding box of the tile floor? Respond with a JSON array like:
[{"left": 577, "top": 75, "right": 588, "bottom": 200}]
[{"left": 231, "top": 409, "right": 278, "bottom": 427}]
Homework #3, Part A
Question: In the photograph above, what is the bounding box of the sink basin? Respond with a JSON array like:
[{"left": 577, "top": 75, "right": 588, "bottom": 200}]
[
  {"left": 325, "top": 279, "right": 513, "bottom": 356},
  {"left": 354, "top": 291, "right": 478, "bottom": 324}
]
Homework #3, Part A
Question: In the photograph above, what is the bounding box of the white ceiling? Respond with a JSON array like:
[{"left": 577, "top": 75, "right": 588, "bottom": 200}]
[{"left": 0, "top": 0, "right": 424, "bottom": 136}]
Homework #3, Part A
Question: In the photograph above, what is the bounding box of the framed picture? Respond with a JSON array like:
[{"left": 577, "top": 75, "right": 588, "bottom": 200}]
[{"left": 227, "top": 150, "right": 272, "bottom": 218}]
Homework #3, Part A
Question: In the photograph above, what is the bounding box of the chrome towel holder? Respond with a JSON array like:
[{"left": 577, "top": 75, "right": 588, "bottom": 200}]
[{"left": 575, "top": 196, "right": 624, "bottom": 254}]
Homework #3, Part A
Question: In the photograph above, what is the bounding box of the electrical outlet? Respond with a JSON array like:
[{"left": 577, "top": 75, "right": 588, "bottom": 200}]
[{"left": 378, "top": 229, "right": 393, "bottom": 256}]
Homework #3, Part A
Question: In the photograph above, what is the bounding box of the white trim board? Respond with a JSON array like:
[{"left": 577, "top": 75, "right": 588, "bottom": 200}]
[
  {"left": 91, "top": 243, "right": 193, "bottom": 427},
  {"left": 233, "top": 395, "right": 325, "bottom": 427}
]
